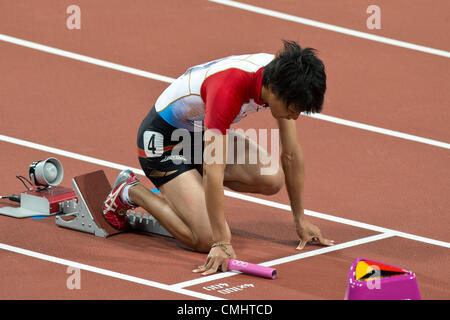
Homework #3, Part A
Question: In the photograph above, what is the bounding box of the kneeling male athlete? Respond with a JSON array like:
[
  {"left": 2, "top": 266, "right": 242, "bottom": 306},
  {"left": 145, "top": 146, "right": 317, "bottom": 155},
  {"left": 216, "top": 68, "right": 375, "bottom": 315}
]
[{"left": 102, "top": 40, "right": 334, "bottom": 276}]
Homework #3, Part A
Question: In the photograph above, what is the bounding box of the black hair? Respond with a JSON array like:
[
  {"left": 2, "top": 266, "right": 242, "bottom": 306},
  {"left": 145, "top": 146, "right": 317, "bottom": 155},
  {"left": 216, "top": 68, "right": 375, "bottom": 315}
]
[{"left": 262, "top": 40, "right": 327, "bottom": 114}]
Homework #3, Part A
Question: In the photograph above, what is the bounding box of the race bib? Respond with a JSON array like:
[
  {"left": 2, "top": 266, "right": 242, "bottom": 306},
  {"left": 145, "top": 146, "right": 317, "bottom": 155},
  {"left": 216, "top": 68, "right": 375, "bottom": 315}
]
[{"left": 143, "top": 131, "right": 164, "bottom": 157}]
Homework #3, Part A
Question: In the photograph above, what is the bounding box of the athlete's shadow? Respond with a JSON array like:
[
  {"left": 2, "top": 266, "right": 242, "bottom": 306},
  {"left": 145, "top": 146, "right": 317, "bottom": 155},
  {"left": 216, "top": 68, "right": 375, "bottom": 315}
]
[{"left": 230, "top": 224, "right": 299, "bottom": 247}]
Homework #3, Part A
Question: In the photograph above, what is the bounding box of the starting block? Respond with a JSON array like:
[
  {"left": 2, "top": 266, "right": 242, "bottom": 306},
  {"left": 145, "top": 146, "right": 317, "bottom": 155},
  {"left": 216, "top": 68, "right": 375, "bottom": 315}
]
[
  {"left": 55, "top": 170, "right": 172, "bottom": 238},
  {"left": 345, "top": 258, "right": 421, "bottom": 300}
]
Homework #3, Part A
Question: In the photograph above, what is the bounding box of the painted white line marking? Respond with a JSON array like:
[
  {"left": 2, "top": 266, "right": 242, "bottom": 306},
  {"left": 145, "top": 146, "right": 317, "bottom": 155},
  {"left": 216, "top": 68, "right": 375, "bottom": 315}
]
[
  {"left": 0, "top": 33, "right": 448, "bottom": 150},
  {"left": 1, "top": 133, "right": 449, "bottom": 249},
  {"left": 171, "top": 233, "right": 395, "bottom": 289},
  {"left": 0, "top": 134, "right": 140, "bottom": 173},
  {"left": 225, "top": 190, "right": 450, "bottom": 248},
  {"left": 0, "top": 243, "right": 224, "bottom": 300},
  {"left": 0, "top": 33, "right": 175, "bottom": 83},
  {"left": 208, "top": 0, "right": 450, "bottom": 58},
  {"left": 307, "top": 114, "right": 450, "bottom": 149}
]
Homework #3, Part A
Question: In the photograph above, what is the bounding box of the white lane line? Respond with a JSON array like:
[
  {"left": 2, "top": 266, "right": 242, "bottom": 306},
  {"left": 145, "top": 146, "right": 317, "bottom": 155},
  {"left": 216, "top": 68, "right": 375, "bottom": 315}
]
[
  {"left": 2, "top": 133, "right": 449, "bottom": 249},
  {"left": 225, "top": 190, "right": 450, "bottom": 248},
  {"left": 307, "top": 114, "right": 450, "bottom": 149},
  {"left": 1, "top": 33, "right": 449, "bottom": 150},
  {"left": 0, "top": 134, "right": 141, "bottom": 173},
  {"left": 0, "top": 243, "right": 224, "bottom": 300},
  {"left": 208, "top": 0, "right": 450, "bottom": 58},
  {"left": 171, "top": 233, "right": 395, "bottom": 289},
  {"left": 0, "top": 33, "right": 175, "bottom": 83}
]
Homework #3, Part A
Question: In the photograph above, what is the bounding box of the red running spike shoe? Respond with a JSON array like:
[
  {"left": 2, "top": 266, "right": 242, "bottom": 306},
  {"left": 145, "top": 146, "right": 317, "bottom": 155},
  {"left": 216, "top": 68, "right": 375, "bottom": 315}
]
[{"left": 102, "top": 169, "right": 139, "bottom": 230}]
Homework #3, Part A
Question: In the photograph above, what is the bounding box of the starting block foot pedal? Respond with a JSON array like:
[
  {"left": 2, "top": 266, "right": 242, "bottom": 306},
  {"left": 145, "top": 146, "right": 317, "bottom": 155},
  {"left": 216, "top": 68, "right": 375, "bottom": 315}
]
[{"left": 55, "top": 170, "right": 121, "bottom": 237}]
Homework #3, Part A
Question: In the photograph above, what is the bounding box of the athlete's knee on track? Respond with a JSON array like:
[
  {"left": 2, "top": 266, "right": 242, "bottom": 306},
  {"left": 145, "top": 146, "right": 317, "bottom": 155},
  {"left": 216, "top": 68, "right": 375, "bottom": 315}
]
[
  {"left": 191, "top": 222, "right": 231, "bottom": 253},
  {"left": 192, "top": 236, "right": 214, "bottom": 253},
  {"left": 256, "top": 169, "right": 284, "bottom": 195},
  {"left": 260, "top": 179, "right": 284, "bottom": 195}
]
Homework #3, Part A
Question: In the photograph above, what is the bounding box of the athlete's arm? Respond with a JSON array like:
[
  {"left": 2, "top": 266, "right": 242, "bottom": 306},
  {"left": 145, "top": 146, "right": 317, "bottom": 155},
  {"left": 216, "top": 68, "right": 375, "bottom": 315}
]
[
  {"left": 203, "top": 128, "right": 229, "bottom": 244},
  {"left": 193, "top": 69, "right": 249, "bottom": 275},
  {"left": 192, "top": 128, "right": 236, "bottom": 276},
  {"left": 276, "top": 118, "right": 334, "bottom": 250}
]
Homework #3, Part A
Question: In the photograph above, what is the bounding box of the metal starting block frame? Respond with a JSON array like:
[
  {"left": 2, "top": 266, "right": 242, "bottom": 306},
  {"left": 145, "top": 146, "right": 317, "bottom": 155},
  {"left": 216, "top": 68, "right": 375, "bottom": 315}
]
[
  {"left": 55, "top": 170, "right": 172, "bottom": 238},
  {"left": 127, "top": 211, "right": 172, "bottom": 238}
]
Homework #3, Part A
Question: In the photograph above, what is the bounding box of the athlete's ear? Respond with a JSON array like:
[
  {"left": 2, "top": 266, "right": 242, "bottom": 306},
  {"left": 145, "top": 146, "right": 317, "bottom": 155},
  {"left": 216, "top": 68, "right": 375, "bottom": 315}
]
[
  {"left": 287, "top": 104, "right": 301, "bottom": 120},
  {"left": 287, "top": 104, "right": 296, "bottom": 112}
]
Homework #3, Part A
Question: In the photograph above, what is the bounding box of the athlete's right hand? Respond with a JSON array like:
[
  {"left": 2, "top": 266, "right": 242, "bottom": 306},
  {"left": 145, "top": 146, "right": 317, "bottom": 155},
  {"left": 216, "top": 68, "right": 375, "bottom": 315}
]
[
  {"left": 296, "top": 218, "right": 335, "bottom": 250},
  {"left": 192, "top": 244, "right": 236, "bottom": 276}
]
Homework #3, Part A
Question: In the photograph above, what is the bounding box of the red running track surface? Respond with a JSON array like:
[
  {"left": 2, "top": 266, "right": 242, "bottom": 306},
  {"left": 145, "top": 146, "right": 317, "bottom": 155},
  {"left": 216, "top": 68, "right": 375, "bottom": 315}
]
[{"left": 0, "top": 0, "right": 449, "bottom": 300}]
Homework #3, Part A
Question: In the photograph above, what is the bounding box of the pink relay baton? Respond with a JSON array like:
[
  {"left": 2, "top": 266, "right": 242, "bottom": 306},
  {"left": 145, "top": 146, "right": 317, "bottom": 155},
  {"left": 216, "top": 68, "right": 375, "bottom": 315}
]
[{"left": 227, "top": 259, "right": 277, "bottom": 279}]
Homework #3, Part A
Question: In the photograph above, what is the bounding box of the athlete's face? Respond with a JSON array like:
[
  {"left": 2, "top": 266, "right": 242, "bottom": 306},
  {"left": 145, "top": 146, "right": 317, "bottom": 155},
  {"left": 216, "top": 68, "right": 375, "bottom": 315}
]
[{"left": 262, "top": 86, "right": 300, "bottom": 120}]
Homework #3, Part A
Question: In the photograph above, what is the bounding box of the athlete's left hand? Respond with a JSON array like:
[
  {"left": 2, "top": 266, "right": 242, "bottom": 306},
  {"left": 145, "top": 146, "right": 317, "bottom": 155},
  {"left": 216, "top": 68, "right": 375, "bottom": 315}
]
[{"left": 296, "top": 218, "right": 335, "bottom": 250}]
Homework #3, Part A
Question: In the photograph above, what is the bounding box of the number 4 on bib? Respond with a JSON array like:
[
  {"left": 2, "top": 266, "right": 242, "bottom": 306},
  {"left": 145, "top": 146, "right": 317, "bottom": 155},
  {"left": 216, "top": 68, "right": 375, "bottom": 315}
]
[{"left": 143, "top": 131, "right": 164, "bottom": 157}]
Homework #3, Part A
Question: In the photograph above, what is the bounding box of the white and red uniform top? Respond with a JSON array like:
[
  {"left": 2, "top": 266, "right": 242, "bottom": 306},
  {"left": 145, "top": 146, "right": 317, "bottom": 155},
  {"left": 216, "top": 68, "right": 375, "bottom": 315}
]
[{"left": 155, "top": 53, "right": 275, "bottom": 134}]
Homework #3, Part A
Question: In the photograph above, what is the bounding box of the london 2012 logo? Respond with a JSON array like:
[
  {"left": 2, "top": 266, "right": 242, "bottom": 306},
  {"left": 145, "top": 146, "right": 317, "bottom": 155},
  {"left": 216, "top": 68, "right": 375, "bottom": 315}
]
[{"left": 230, "top": 260, "right": 248, "bottom": 268}]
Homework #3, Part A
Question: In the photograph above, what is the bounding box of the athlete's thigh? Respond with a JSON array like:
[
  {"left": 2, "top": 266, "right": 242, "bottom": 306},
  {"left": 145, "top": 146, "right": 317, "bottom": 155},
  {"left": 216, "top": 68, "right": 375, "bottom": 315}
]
[
  {"left": 158, "top": 169, "right": 213, "bottom": 243},
  {"left": 224, "top": 129, "right": 281, "bottom": 183}
]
